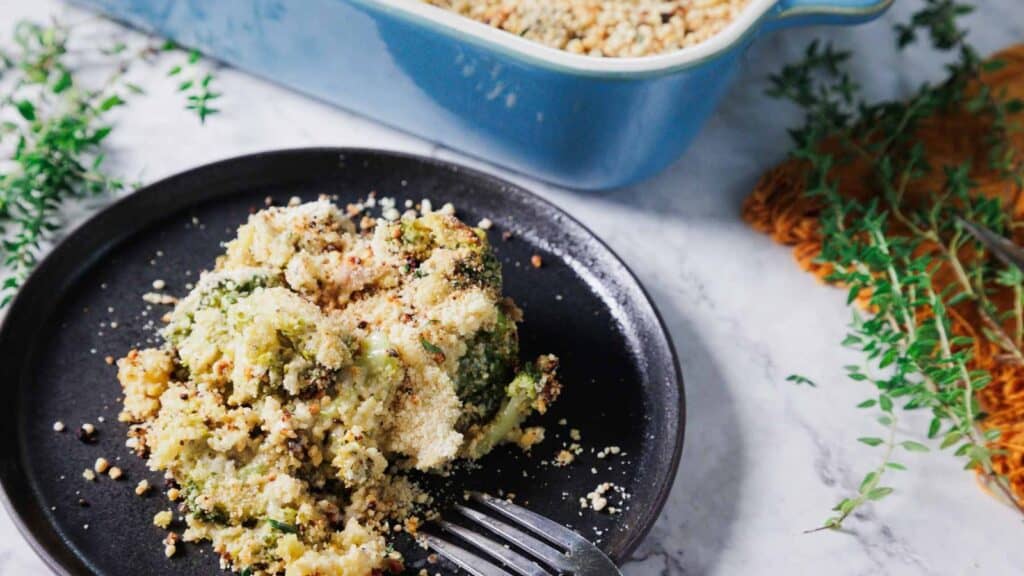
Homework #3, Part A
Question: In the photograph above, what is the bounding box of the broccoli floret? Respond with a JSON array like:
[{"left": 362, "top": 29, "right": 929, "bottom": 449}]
[
  {"left": 165, "top": 268, "right": 281, "bottom": 346},
  {"left": 396, "top": 218, "right": 437, "bottom": 265},
  {"left": 183, "top": 480, "right": 231, "bottom": 525},
  {"left": 357, "top": 332, "right": 404, "bottom": 390},
  {"left": 388, "top": 214, "right": 501, "bottom": 293},
  {"left": 455, "top": 310, "right": 519, "bottom": 428},
  {"left": 197, "top": 274, "right": 278, "bottom": 310},
  {"left": 449, "top": 249, "right": 501, "bottom": 293},
  {"left": 460, "top": 354, "right": 561, "bottom": 459}
]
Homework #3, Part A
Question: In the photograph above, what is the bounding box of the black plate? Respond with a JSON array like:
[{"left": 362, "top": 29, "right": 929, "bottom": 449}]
[{"left": 0, "top": 149, "right": 684, "bottom": 575}]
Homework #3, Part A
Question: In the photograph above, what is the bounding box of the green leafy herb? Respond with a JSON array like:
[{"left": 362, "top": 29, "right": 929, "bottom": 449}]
[
  {"left": 0, "top": 19, "right": 223, "bottom": 304},
  {"left": 786, "top": 374, "right": 817, "bottom": 387},
  {"left": 0, "top": 21, "right": 130, "bottom": 305},
  {"left": 267, "top": 518, "right": 298, "bottom": 534},
  {"left": 421, "top": 337, "right": 445, "bottom": 357},
  {"left": 770, "top": 0, "right": 1024, "bottom": 530},
  {"left": 167, "top": 46, "right": 220, "bottom": 123}
]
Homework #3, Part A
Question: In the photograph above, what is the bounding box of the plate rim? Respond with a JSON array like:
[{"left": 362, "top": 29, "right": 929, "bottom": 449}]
[{"left": 0, "top": 147, "right": 686, "bottom": 575}]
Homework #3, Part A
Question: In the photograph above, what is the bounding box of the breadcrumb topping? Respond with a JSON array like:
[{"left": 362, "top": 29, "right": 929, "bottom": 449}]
[
  {"left": 117, "top": 200, "right": 561, "bottom": 576},
  {"left": 426, "top": 0, "right": 752, "bottom": 57},
  {"left": 153, "top": 510, "right": 173, "bottom": 529}
]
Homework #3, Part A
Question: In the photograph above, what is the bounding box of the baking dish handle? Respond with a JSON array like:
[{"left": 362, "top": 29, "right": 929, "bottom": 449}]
[{"left": 765, "top": 0, "right": 893, "bottom": 31}]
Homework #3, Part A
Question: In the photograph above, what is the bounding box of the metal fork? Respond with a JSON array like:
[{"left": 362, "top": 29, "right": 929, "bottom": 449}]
[
  {"left": 956, "top": 216, "right": 1024, "bottom": 272},
  {"left": 421, "top": 492, "right": 622, "bottom": 576}
]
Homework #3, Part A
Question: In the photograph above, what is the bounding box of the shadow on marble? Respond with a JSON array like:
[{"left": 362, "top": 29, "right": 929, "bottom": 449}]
[{"left": 622, "top": 285, "right": 746, "bottom": 575}]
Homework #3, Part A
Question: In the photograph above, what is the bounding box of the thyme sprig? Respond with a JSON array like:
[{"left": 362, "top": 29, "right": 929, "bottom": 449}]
[
  {"left": 166, "top": 43, "right": 220, "bottom": 123},
  {"left": 0, "top": 20, "right": 222, "bottom": 305},
  {"left": 770, "top": 0, "right": 1024, "bottom": 530},
  {"left": 0, "top": 20, "right": 131, "bottom": 305}
]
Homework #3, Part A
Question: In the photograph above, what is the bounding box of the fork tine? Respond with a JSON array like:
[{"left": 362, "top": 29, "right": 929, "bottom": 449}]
[
  {"left": 454, "top": 504, "right": 574, "bottom": 573},
  {"left": 957, "top": 216, "right": 1024, "bottom": 272},
  {"left": 439, "top": 520, "right": 550, "bottom": 576},
  {"left": 422, "top": 532, "right": 516, "bottom": 576},
  {"left": 470, "top": 492, "right": 589, "bottom": 550}
]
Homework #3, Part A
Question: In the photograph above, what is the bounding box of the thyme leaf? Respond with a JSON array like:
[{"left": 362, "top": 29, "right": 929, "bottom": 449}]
[
  {"left": 267, "top": 518, "right": 298, "bottom": 534},
  {"left": 165, "top": 41, "right": 220, "bottom": 123},
  {"left": 421, "top": 337, "right": 444, "bottom": 355}
]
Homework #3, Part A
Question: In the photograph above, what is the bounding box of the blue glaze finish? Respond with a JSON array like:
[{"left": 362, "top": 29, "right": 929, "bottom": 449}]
[
  {"left": 72, "top": 0, "right": 890, "bottom": 189},
  {"left": 767, "top": 0, "right": 894, "bottom": 30}
]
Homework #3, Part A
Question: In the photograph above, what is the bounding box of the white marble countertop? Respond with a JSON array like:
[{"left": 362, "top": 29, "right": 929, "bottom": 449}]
[{"left": 1, "top": 1, "right": 1022, "bottom": 574}]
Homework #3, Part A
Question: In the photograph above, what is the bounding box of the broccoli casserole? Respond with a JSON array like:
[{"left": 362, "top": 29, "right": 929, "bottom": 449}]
[
  {"left": 117, "top": 199, "right": 561, "bottom": 575},
  {"left": 425, "top": 0, "right": 752, "bottom": 57}
]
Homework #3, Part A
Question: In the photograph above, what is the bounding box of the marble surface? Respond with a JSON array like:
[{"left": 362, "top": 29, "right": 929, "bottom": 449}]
[{"left": 1, "top": 0, "right": 1022, "bottom": 574}]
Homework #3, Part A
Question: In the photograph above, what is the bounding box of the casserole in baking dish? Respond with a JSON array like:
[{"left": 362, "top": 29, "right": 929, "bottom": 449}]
[{"left": 74, "top": 0, "right": 891, "bottom": 189}]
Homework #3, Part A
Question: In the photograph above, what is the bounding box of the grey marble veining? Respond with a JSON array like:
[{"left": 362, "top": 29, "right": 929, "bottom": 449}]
[{"left": 0, "top": 0, "right": 1022, "bottom": 574}]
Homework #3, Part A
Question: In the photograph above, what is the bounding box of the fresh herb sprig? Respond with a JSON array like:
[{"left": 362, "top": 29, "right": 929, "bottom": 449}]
[
  {"left": 770, "top": 0, "right": 1024, "bottom": 530},
  {"left": 0, "top": 20, "right": 223, "bottom": 305},
  {"left": 0, "top": 20, "right": 132, "bottom": 305},
  {"left": 166, "top": 43, "right": 220, "bottom": 123}
]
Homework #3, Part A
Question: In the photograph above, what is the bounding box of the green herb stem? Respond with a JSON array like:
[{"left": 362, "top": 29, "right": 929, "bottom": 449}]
[
  {"left": 771, "top": 0, "right": 1024, "bottom": 529},
  {"left": 0, "top": 19, "right": 221, "bottom": 303}
]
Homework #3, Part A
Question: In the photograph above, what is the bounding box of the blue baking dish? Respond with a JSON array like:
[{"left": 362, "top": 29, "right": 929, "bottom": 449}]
[{"left": 72, "top": 0, "right": 891, "bottom": 189}]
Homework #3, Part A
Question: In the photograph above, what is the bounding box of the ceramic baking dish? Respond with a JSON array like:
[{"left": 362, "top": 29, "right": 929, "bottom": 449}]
[{"left": 73, "top": 0, "right": 892, "bottom": 189}]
